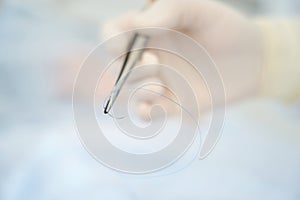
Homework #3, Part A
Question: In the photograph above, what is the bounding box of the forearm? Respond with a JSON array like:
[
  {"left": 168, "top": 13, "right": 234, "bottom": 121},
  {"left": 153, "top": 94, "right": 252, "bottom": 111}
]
[{"left": 254, "top": 18, "right": 300, "bottom": 102}]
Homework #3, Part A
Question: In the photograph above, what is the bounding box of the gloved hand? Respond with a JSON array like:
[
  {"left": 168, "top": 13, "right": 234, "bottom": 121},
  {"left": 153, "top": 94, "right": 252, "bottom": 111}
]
[{"left": 101, "top": 0, "right": 262, "bottom": 120}]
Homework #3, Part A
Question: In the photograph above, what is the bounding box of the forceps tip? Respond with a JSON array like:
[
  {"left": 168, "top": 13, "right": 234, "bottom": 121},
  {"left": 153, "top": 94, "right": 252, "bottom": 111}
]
[{"left": 103, "top": 98, "right": 111, "bottom": 114}]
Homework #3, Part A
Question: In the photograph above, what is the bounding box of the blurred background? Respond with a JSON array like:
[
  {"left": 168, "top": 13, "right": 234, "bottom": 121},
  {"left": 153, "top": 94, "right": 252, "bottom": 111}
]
[{"left": 1, "top": 0, "right": 300, "bottom": 199}]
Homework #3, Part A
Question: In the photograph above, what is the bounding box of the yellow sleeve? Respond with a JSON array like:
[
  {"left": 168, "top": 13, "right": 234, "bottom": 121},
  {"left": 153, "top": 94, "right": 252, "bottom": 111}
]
[{"left": 254, "top": 18, "right": 300, "bottom": 102}]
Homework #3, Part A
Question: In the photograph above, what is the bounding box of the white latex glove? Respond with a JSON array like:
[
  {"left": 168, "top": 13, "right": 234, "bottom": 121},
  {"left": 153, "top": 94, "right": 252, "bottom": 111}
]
[{"left": 101, "top": 0, "right": 262, "bottom": 120}]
